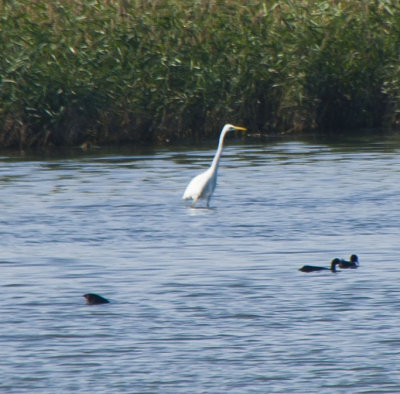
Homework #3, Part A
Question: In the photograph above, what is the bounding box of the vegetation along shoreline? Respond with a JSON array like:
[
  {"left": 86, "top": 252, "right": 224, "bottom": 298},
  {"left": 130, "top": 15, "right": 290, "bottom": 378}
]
[{"left": 1, "top": 0, "right": 399, "bottom": 148}]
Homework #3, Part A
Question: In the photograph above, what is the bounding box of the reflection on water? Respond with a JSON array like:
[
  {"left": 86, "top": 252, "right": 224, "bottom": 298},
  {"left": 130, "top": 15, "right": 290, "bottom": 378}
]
[{"left": 1, "top": 134, "right": 400, "bottom": 392}]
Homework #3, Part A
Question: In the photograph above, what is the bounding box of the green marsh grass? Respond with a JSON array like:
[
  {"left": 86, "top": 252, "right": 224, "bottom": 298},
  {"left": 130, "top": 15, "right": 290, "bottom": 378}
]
[{"left": 0, "top": 0, "right": 399, "bottom": 147}]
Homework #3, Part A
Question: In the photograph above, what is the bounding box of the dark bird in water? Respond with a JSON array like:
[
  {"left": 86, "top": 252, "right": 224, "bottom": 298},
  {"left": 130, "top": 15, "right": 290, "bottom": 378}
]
[
  {"left": 299, "top": 258, "right": 340, "bottom": 273},
  {"left": 83, "top": 293, "right": 110, "bottom": 305},
  {"left": 338, "top": 254, "right": 359, "bottom": 269}
]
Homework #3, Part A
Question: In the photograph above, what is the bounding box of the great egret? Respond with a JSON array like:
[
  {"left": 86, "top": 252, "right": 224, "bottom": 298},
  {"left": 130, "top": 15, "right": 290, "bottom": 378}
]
[
  {"left": 183, "top": 123, "right": 246, "bottom": 207},
  {"left": 338, "top": 254, "right": 359, "bottom": 269},
  {"left": 299, "top": 259, "right": 340, "bottom": 273}
]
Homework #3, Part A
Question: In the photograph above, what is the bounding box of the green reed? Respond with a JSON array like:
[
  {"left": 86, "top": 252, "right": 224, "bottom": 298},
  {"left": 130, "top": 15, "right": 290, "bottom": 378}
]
[{"left": 0, "top": 0, "right": 399, "bottom": 147}]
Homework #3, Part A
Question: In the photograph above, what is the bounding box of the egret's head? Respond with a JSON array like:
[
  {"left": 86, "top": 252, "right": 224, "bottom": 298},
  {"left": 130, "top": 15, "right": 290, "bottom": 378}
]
[{"left": 223, "top": 124, "right": 247, "bottom": 134}]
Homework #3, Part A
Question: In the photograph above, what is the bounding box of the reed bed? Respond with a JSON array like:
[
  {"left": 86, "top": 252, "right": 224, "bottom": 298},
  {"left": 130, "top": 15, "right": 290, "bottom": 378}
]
[{"left": 1, "top": 0, "right": 399, "bottom": 147}]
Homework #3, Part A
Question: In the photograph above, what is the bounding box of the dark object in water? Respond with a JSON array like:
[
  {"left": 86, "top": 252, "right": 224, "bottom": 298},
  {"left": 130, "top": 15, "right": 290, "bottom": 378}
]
[
  {"left": 83, "top": 293, "right": 110, "bottom": 305},
  {"left": 338, "top": 254, "right": 359, "bottom": 269},
  {"left": 299, "top": 258, "right": 340, "bottom": 273}
]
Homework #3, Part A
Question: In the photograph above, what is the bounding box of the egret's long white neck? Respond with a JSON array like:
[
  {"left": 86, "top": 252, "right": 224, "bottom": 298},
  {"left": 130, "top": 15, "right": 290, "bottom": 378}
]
[{"left": 210, "top": 128, "right": 230, "bottom": 172}]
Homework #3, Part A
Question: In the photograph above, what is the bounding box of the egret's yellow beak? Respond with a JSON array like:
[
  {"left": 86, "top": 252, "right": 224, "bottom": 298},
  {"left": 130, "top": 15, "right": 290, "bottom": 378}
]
[{"left": 232, "top": 125, "right": 247, "bottom": 131}]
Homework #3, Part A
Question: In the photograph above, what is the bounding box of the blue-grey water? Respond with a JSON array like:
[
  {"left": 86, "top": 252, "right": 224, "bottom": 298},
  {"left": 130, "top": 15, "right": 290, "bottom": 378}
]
[{"left": 1, "top": 134, "right": 400, "bottom": 393}]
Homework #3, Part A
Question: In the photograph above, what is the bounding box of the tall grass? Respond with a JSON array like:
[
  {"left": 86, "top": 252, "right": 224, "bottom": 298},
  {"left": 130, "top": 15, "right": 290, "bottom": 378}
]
[{"left": 0, "top": 0, "right": 399, "bottom": 147}]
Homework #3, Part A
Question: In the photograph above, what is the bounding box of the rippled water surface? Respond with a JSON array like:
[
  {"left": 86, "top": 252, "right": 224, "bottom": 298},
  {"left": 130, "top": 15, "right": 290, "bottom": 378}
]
[{"left": 2, "top": 134, "right": 400, "bottom": 392}]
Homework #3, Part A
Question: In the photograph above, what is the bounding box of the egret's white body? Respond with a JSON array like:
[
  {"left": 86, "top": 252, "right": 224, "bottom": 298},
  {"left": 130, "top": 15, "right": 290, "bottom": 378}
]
[{"left": 183, "top": 124, "right": 246, "bottom": 207}]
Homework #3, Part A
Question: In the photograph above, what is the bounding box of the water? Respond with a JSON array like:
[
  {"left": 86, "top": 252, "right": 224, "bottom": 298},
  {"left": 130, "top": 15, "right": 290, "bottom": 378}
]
[{"left": 1, "top": 134, "right": 400, "bottom": 392}]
